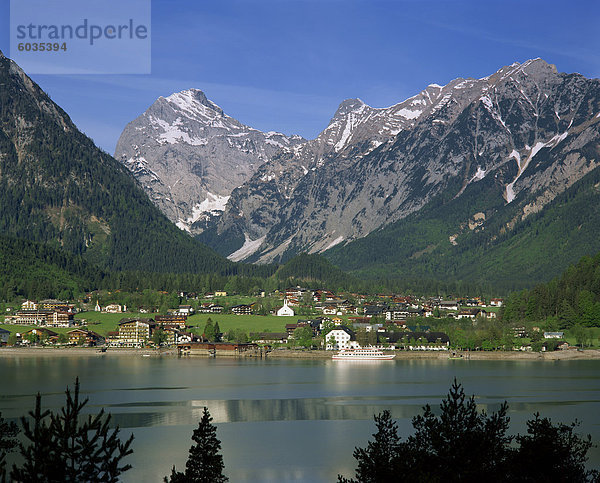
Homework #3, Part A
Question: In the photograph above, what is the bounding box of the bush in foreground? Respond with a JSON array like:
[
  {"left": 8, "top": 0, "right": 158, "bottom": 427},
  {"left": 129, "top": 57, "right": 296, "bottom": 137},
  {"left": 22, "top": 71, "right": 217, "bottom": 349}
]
[
  {"left": 0, "top": 412, "right": 19, "bottom": 482},
  {"left": 339, "top": 380, "right": 598, "bottom": 483},
  {"left": 9, "top": 378, "right": 133, "bottom": 482}
]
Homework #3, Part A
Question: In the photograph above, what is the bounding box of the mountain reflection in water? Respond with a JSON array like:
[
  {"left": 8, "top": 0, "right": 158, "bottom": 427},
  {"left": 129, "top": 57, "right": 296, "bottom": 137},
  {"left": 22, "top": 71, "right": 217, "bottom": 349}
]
[{"left": 1, "top": 356, "right": 599, "bottom": 482}]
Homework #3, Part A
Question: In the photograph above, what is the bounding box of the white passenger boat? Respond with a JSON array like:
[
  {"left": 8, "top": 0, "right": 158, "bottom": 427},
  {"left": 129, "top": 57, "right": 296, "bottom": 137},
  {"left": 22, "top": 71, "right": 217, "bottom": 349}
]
[{"left": 332, "top": 348, "right": 395, "bottom": 360}]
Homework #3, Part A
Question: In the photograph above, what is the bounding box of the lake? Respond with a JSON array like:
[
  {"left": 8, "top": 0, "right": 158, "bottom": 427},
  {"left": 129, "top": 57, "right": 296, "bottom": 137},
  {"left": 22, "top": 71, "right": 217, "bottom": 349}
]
[{"left": 1, "top": 355, "right": 599, "bottom": 481}]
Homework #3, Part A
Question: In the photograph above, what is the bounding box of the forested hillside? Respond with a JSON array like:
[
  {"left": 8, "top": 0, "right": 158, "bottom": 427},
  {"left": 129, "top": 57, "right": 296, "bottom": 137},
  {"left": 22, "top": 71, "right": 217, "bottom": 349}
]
[
  {"left": 0, "top": 51, "right": 234, "bottom": 274},
  {"left": 274, "top": 253, "right": 358, "bottom": 288},
  {"left": 0, "top": 233, "right": 277, "bottom": 301},
  {"left": 326, "top": 164, "right": 600, "bottom": 293},
  {"left": 0, "top": 235, "right": 103, "bottom": 300},
  {"left": 502, "top": 251, "right": 600, "bottom": 328}
]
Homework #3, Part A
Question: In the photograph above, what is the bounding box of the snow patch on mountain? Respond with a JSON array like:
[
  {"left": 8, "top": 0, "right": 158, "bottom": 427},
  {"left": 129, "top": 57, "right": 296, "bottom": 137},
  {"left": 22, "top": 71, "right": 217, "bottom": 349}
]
[
  {"left": 188, "top": 193, "right": 231, "bottom": 221},
  {"left": 150, "top": 116, "right": 209, "bottom": 146},
  {"left": 175, "top": 221, "right": 190, "bottom": 232},
  {"left": 164, "top": 89, "right": 223, "bottom": 121},
  {"left": 175, "top": 193, "right": 231, "bottom": 232},
  {"left": 397, "top": 107, "right": 422, "bottom": 120},
  {"left": 324, "top": 235, "right": 344, "bottom": 251},
  {"left": 505, "top": 130, "right": 570, "bottom": 205},
  {"left": 227, "top": 234, "right": 266, "bottom": 262},
  {"left": 506, "top": 142, "right": 546, "bottom": 202},
  {"left": 471, "top": 166, "right": 486, "bottom": 182},
  {"left": 334, "top": 117, "right": 354, "bottom": 151}
]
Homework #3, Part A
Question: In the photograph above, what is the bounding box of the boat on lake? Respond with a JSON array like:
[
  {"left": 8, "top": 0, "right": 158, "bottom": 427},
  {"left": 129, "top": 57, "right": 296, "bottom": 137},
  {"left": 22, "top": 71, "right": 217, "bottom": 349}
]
[{"left": 332, "top": 348, "right": 395, "bottom": 360}]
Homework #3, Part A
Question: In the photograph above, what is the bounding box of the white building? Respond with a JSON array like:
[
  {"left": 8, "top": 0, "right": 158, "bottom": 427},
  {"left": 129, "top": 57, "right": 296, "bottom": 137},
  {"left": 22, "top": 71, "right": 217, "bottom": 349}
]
[
  {"left": 325, "top": 327, "right": 359, "bottom": 351},
  {"left": 544, "top": 332, "right": 564, "bottom": 339},
  {"left": 115, "top": 319, "right": 150, "bottom": 348},
  {"left": 439, "top": 300, "right": 459, "bottom": 311},
  {"left": 104, "top": 304, "right": 124, "bottom": 313},
  {"left": 178, "top": 305, "right": 195, "bottom": 315},
  {"left": 277, "top": 299, "right": 295, "bottom": 317}
]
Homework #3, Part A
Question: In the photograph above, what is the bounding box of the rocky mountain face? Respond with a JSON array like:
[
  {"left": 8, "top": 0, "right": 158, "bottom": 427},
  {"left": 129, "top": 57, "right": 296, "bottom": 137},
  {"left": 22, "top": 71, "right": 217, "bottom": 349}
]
[
  {"left": 0, "top": 51, "right": 231, "bottom": 274},
  {"left": 114, "top": 89, "right": 304, "bottom": 233},
  {"left": 204, "top": 86, "right": 448, "bottom": 261},
  {"left": 200, "top": 59, "right": 600, "bottom": 267}
]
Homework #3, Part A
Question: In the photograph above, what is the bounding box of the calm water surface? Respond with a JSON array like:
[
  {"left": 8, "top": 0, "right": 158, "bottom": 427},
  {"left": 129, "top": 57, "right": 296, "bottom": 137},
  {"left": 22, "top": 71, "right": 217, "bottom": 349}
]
[{"left": 1, "top": 355, "right": 599, "bottom": 482}]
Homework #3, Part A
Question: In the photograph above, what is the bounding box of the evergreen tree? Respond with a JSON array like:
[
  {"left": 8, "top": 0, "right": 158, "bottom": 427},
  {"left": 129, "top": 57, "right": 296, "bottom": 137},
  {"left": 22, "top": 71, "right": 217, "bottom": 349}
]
[
  {"left": 10, "top": 395, "right": 52, "bottom": 481},
  {"left": 165, "top": 407, "right": 227, "bottom": 483},
  {"left": 510, "top": 414, "right": 598, "bottom": 482},
  {"left": 10, "top": 378, "right": 133, "bottom": 482},
  {"left": 0, "top": 412, "right": 19, "bottom": 482},
  {"left": 402, "top": 379, "right": 511, "bottom": 481},
  {"left": 213, "top": 322, "right": 221, "bottom": 342},
  {"left": 203, "top": 319, "right": 216, "bottom": 342},
  {"left": 339, "top": 380, "right": 598, "bottom": 483},
  {"left": 338, "top": 410, "right": 399, "bottom": 483}
]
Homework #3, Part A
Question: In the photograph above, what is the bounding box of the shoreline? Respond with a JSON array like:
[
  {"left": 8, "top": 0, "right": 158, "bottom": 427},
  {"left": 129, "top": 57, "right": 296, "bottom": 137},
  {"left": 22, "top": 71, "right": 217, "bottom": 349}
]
[
  {"left": 1, "top": 347, "right": 600, "bottom": 361},
  {"left": 0, "top": 347, "right": 176, "bottom": 357}
]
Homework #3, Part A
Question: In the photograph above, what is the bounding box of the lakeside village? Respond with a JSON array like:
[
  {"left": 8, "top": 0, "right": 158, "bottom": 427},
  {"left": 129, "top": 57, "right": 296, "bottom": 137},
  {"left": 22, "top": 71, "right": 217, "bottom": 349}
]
[{"left": 0, "top": 287, "right": 576, "bottom": 355}]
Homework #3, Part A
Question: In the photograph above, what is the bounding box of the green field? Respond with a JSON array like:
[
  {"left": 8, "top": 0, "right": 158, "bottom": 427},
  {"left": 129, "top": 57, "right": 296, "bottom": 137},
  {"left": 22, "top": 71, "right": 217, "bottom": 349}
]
[
  {"left": 75, "top": 312, "right": 152, "bottom": 335},
  {"left": 78, "top": 312, "right": 294, "bottom": 336},
  {"left": 77, "top": 312, "right": 294, "bottom": 335},
  {"left": 1, "top": 312, "right": 300, "bottom": 339},
  {"left": 186, "top": 314, "right": 290, "bottom": 334}
]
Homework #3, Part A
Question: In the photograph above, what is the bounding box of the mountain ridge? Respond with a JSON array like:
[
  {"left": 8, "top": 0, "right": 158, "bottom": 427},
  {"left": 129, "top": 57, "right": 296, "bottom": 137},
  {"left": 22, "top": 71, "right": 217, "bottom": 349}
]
[
  {"left": 201, "top": 58, "right": 590, "bottom": 265},
  {"left": 0, "top": 53, "right": 238, "bottom": 275}
]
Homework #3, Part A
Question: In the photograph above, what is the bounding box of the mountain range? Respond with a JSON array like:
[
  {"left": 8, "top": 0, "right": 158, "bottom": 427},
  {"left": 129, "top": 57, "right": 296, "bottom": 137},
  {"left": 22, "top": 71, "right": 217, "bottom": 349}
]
[
  {"left": 2, "top": 47, "right": 598, "bottom": 292},
  {"left": 119, "top": 59, "right": 600, "bottom": 287}
]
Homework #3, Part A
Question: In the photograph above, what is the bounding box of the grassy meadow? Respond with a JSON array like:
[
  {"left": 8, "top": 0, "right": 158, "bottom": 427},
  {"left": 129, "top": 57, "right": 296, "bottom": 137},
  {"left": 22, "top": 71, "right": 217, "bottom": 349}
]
[
  {"left": 75, "top": 311, "right": 296, "bottom": 336},
  {"left": 186, "top": 313, "right": 292, "bottom": 334},
  {"left": 0, "top": 311, "right": 299, "bottom": 338}
]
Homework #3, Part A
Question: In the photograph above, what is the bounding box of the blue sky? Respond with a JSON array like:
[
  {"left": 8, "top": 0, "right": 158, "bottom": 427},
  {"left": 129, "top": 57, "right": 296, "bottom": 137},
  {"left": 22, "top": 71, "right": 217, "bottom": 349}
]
[{"left": 1, "top": 0, "right": 599, "bottom": 153}]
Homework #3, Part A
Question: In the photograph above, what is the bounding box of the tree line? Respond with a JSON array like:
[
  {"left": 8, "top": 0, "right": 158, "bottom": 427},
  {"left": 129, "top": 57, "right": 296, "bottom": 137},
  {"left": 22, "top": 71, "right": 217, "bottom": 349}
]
[
  {"left": 1, "top": 236, "right": 503, "bottom": 303},
  {"left": 502, "top": 251, "right": 600, "bottom": 329}
]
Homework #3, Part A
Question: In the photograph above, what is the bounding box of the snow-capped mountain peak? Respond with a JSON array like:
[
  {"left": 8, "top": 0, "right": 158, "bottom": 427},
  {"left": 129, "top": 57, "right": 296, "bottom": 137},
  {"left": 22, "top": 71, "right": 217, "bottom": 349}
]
[
  {"left": 115, "top": 89, "right": 304, "bottom": 232},
  {"left": 164, "top": 88, "right": 224, "bottom": 116}
]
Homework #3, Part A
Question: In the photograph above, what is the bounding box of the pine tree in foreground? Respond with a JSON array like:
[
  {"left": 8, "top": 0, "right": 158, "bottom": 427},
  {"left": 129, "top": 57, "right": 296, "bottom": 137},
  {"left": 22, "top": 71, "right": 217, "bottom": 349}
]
[
  {"left": 0, "top": 412, "right": 19, "bottom": 483},
  {"left": 165, "top": 407, "right": 228, "bottom": 483},
  {"left": 10, "top": 378, "right": 133, "bottom": 482},
  {"left": 339, "top": 379, "right": 599, "bottom": 483}
]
